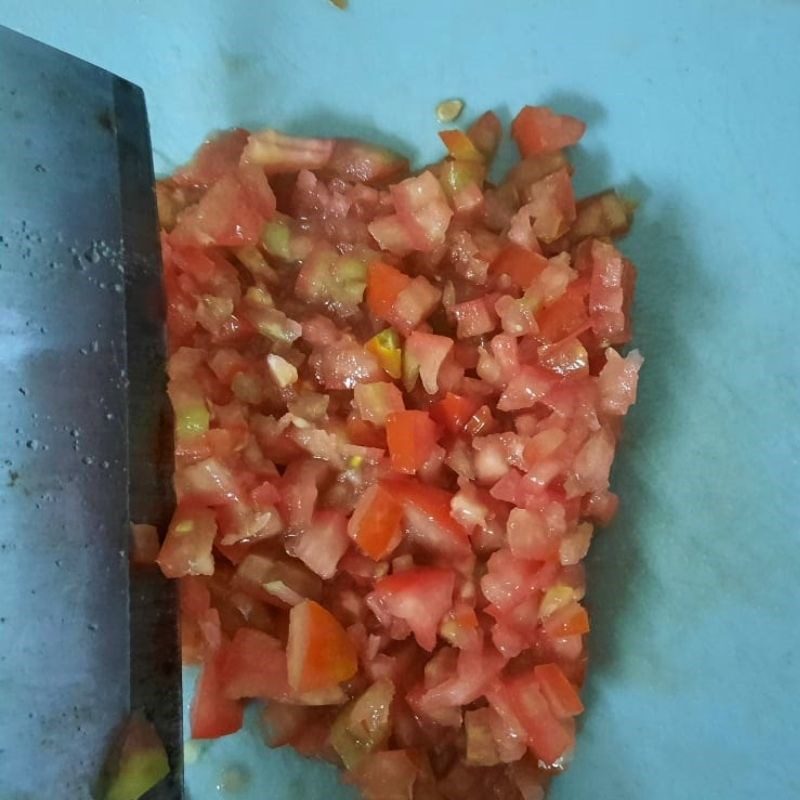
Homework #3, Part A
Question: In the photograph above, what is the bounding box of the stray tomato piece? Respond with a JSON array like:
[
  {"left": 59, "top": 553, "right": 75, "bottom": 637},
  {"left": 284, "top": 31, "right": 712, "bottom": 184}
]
[
  {"left": 439, "top": 129, "right": 484, "bottom": 162},
  {"left": 131, "top": 523, "right": 160, "bottom": 567},
  {"left": 511, "top": 105, "right": 586, "bottom": 157},
  {"left": 191, "top": 650, "right": 245, "bottom": 739},
  {"left": 287, "top": 600, "right": 358, "bottom": 693},
  {"left": 156, "top": 505, "right": 217, "bottom": 579}
]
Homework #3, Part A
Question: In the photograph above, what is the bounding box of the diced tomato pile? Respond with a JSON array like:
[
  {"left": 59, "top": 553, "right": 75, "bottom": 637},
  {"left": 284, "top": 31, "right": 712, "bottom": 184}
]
[{"left": 154, "top": 104, "right": 642, "bottom": 800}]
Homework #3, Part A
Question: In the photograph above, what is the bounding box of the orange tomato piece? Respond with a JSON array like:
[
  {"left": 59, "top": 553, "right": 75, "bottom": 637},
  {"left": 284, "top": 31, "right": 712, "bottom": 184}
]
[
  {"left": 287, "top": 600, "right": 358, "bottom": 693},
  {"left": 366, "top": 261, "right": 411, "bottom": 320},
  {"left": 535, "top": 277, "right": 590, "bottom": 342},
  {"left": 438, "top": 130, "right": 484, "bottom": 162},
  {"left": 348, "top": 483, "right": 404, "bottom": 560},
  {"left": 385, "top": 410, "right": 438, "bottom": 474},
  {"left": 542, "top": 601, "right": 590, "bottom": 637}
]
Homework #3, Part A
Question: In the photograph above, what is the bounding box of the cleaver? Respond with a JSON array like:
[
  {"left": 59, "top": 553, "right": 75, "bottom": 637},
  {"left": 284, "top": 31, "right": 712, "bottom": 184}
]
[{"left": 0, "top": 25, "right": 182, "bottom": 800}]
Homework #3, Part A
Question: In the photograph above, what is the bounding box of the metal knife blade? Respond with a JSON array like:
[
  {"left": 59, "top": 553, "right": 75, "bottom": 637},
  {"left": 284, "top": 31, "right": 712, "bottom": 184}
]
[{"left": 0, "top": 25, "right": 181, "bottom": 799}]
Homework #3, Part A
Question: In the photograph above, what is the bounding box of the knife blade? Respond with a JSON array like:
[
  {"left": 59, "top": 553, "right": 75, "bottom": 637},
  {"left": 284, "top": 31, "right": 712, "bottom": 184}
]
[{"left": 0, "top": 25, "right": 181, "bottom": 799}]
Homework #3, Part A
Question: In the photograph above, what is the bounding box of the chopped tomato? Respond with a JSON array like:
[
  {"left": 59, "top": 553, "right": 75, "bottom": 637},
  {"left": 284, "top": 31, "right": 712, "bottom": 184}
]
[
  {"left": 386, "top": 410, "right": 439, "bottom": 474},
  {"left": 384, "top": 478, "right": 470, "bottom": 556},
  {"left": 348, "top": 483, "right": 405, "bottom": 560},
  {"left": 219, "top": 627, "right": 291, "bottom": 700},
  {"left": 430, "top": 392, "right": 482, "bottom": 434},
  {"left": 173, "top": 128, "right": 250, "bottom": 188},
  {"left": 490, "top": 243, "right": 548, "bottom": 289},
  {"left": 366, "top": 261, "right": 411, "bottom": 320},
  {"left": 497, "top": 671, "right": 575, "bottom": 765},
  {"left": 160, "top": 105, "right": 642, "bottom": 791},
  {"left": 191, "top": 650, "right": 245, "bottom": 739},
  {"left": 439, "top": 129, "right": 484, "bottom": 162},
  {"left": 511, "top": 105, "right": 586, "bottom": 157},
  {"left": 131, "top": 523, "right": 160, "bottom": 567},
  {"left": 171, "top": 167, "right": 275, "bottom": 248},
  {"left": 533, "top": 663, "right": 584, "bottom": 718},
  {"left": 287, "top": 600, "right": 358, "bottom": 693},
  {"left": 542, "top": 601, "right": 591, "bottom": 637},
  {"left": 535, "top": 276, "right": 590, "bottom": 342},
  {"left": 156, "top": 504, "right": 217, "bottom": 578},
  {"left": 368, "top": 567, "right": 455, "bottom": 651}
]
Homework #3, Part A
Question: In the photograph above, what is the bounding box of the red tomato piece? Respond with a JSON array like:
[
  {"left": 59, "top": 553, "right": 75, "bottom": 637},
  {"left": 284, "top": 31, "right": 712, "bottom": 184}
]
[
  {"left": 511, "top": 105, "right": 587, "bottom": 157},
  {"left": 535, "top": 276, "right": 590, "bottom": 342},
  {"left": 191, "top": 650, "right": 245, "bottom": 739},
  {"left": 384, "top": 478, "right": 471, "bottom": 556},
  {"left": 219, "top": 627, "right": 291, "bottom": 701},
  {"left": 499, "top": 671, "right": 575, "bottom": 765},
  {"left": 171, "top": 167, "right": 276, "bottom": 248},
  {"left": 286, "top": 600, "right": 358, "bottom": 693},
  {"left": 490, "top": 243, "right": 548, "bottom": 289},
  {"left": 385, "top": 410, "right": 439, "bottom": 474},
  {"left": 368, "top": 567, "right": 455, "bottom": 651},
  {"left": 173, "top": 128, "right": 250, "bottom": 188},
  {"left": 533, "top": 663, "right": 584, "bottom": 718},
  {"left": 430, "top": 392, "right": 482, "bottom": 435}
]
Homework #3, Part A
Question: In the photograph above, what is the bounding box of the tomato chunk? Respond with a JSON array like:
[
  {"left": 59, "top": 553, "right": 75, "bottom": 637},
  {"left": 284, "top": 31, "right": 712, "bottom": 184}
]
[
  {"left": 286, "top": 600, "right": 358, "bottom": 693},
  {"left": 511, "top": 105, "right": 587, "bottom": 156},
  {"left": 368, "top": 567, "right": 455, "bottom": 651},
  {"left": 348, "top": 483, "right": 405, "bottom": 560},
  {"left": 191, "top": 651, "right": 245, "bottom": 739},
  {"left": 386, "top": 410, "right": 439, "bottom": 474}
]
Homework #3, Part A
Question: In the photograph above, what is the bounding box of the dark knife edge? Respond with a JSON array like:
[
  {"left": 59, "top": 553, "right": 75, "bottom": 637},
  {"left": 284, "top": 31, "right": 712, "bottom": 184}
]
[{"left": 113, "top": 76, "right": 184, "bottom": 798}]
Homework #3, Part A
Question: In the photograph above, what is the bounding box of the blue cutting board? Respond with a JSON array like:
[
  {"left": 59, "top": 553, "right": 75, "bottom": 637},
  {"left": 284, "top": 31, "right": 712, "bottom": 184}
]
[{"left": 1, "top": 1, "right": 798, "bottom": 798}]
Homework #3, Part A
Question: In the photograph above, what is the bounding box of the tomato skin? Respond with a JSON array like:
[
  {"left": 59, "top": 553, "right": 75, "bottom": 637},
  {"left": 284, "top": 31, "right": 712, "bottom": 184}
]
[{"left": 439, "top": 130, "right": 484, "bottom": 162}]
